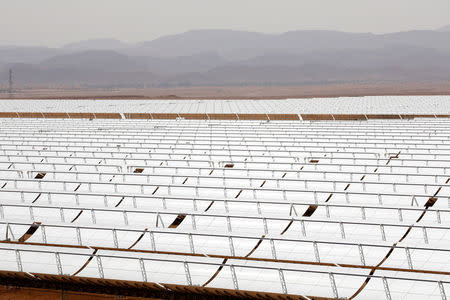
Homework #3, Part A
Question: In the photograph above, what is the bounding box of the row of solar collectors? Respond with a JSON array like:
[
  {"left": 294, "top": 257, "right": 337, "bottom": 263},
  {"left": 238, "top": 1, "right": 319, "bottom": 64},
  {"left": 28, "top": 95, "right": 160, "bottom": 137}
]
[
  {"left": 3, "top": 121, "right": 449, "bottom": 132},
  {"left": 2, "top": 119, "right": 450, "bottom": 134},
  {"left": 0, "top": 96, "right": 448, "bottom": 115},
  {"left": 1, "top": 187, "right": 449, "bottom": 234},
  {"left": 0, "top": 121, "right": 448, "bottom": 234},
  {"left": 1, "top": 160, "right": 449, "bottom": 222},
  {"left": 1, "top": 160, "right": 448, "bottom": 211},
  {"left": 1, "top": 165, "right": 449, "bottom": 270},
  {"left": 0, "top": 123, "right": 447, "bottom": 226},
  {"left": 2, "top": 119, "right": 449, "bottom": 141},
  {"left": 2, "top": 116, "right": 448, "bottom": 125},
  {"left": 1, "top": 152, "right": 448, "bottom": 174},
  {"left": 0, "top": 119, "right": 448, "bottom": 298},
  {"left": 2, "top": 118, "right": 450, "bottom": 138},
  {"left": 1, "top": 136, "right": 448, "bottom": 155},
  {"left": 1, "top": 142, "right": 449, "bottom": 162},
  {"left": 0, "top": 172, "right": 449, "bottom": 217},
  {"left": 0, "top": 138, "right": 446, "bottom": 158},
  {"left": 1, "top": 153, "right": 447, "bottom": 198},
  {"left": 2, "top": 165, "right": 449, "bottom": 232},
  {"left": 2, "top": 211, "right": 449, "bottom": 263},
  {"left": 1, "top": 156, "right": 449, "bottom": 181},
  {"left": 1, "top": 194, "right": 447, "bottom": 252},
  {"left": 1, "top": 121, "right": 449, "bottom": 160},
  {"left": 1, "top": 196, "right": 450, "bottom": 298},
  {"left": 0, "top": 127, "right": 448, "bottom": 164},
  {"left": 0, "top": 167, "right": 447, "bottom": 195},
  {"left": 0, "top": 234, "right": 449, "bottom": 299},
  {"left": 0, "top": 140, "right": 447, "bottom": 182},
  {"left": 1, "top": 163, "right": 448, "bottom": 183},
  {"left": 1, "top": 197, "right": 450, "bottom": 258}
]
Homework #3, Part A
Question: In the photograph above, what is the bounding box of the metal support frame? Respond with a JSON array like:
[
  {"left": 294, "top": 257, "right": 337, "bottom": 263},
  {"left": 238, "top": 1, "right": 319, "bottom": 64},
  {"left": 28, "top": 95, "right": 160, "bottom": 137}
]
[
  {"left": 15, "top": 249, "right": 23, "bottom": 272},
  {"left": 228, "top": 236, "right": 235, "bottom": 256},
  {"left": 156, "top": 213, "right": 164, "bottom": 228},
  {"left": 60, "top": 208, "right": 65, "bottom": 222},
  {"left": 227, "top": 216, "right": 232, "bottom": 233},
  {"left": 300, "top": 220, "right": 307, "bottom": 237},
  {"left": 96, "top": 255, "right": 104, "bottom": 278},
  {"left": 139, "top": 258, "right": 147, "bottom": 282},
  {"left": 29, "top": 207, "right": 34, "bottom": 221},
  {"left": 438, "top": 281, "right": 447, "bottom": 300},
  {"left": 380, "top": 224, "right": 386, "bottom": 241},
  {"left": 191, "top": 215, "right": 197, "bottom": 230},
  {"left": 263, "top": 217, "right": 268, "bottom": 234},
  {"left": 76, "top": 227, "right": 82, "bottom": 245},
  {"left": 188, "top": 233, "right": 195, "bottom": 254},
  {"left": 149, "top": 231, "right": 156, "bottom": 251},
  {"left": 358, "top": 244, "right": 366, "bottom": 266},
  {"left": 270, "top": 239, "right": 277, "bottom": 259},
  {"left": 382, "top": 276, "right": 392, "bottom": 300},
  {"left": 5, "top": 223, "right": 15, "bottom": 241},
  {"left": 339, "top": 222, "right": 346, "bottom": 239},
  {"left": 423, "top": 226, "right": 429, "bottom": 244},
  {"left": 405, "top": 247, "right": 413, "bottom": 269},
  {"left": 329, "top": 272, "right": 338, "bottom": 298},
  {"left": 361, "top": 206, "right": 366, "bottom": 220},
  {"left": 230, "top": 265, "right": 239, "bottom": 290},
  {"left": 313, "top": 241, "right": 320, "bottom": 263},
  {"left": 41, "top": 224, "right": 47, "bottom": 243},
  {"left": 122, "top": 210, "right": 128, "bottom": 225},
  {"left": 184, "top": 261, "right": 192, "bottom": 286},
  {"left": 55, "top": 252, "right": 63, "bottom": 275},
  {"left": 91, "top": 209, "right": 96, "bottom": 224},
  {"left": 278, "top": 269, "right": 287, "bottom": 294},
  {"left": 112, "top": 228, "right": 119, "bottom": 248}
]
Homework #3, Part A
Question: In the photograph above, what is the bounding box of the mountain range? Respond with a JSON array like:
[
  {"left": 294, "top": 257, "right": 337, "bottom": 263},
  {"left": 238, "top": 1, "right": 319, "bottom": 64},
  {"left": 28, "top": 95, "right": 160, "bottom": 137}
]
[{"left": 1, "top": 27, "right": 450, "bottom": 87}]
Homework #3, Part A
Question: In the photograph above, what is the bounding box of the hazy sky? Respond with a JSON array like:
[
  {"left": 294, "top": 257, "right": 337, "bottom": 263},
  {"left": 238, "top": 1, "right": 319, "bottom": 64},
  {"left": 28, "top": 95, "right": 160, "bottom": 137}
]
[{"left": 1, "top": 0, "right": 449, "bottom": 47}]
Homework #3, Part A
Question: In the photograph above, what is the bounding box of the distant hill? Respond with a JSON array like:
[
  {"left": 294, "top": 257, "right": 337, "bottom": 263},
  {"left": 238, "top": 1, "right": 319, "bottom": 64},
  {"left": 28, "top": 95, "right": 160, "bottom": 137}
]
[
  {"left": 40, "top": 50, "right": 146, "bottom": 72},
  {"left": 63, "top": 39, "right": 129, "bottom": 50},
  {"left": 0, "top": 46, "right": 62, "bottom": 64},
  {"left": 2, "top": 29, "right": 450, "bottom": 87},
  {"left": 6, "top": 61, "right": 160, "bottom": 86},
  {"left": 129, "top": 29, "right": 272, "bottom": 59},
  {"left": 140, "top": 51, "right": 227, "bottom": 75},
  {"left": 126, "top": 29, "right": 450, "bottom": 60}
]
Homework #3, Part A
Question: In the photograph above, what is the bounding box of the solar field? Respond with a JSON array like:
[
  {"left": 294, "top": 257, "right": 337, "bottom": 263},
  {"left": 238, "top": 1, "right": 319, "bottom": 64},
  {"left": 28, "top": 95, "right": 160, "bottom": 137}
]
[{"left": 0, "top": 96, "right": 449, "bottom": 299}]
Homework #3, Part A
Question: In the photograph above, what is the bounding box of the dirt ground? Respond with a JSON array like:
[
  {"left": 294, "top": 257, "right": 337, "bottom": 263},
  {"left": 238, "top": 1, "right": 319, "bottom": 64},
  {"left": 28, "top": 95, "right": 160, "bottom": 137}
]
[
  {"left": 0, "top": 285, "right": 162, "bottom": 300},
  {"left": 2, "top": 82, "right": 450, "bottom": 100}
]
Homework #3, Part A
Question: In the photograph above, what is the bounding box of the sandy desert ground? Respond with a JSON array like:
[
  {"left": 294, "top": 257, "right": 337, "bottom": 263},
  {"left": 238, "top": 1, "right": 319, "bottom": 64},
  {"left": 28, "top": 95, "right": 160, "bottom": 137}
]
[{"left": 1, "top": 82, "right": 449, "bottom": 100}]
